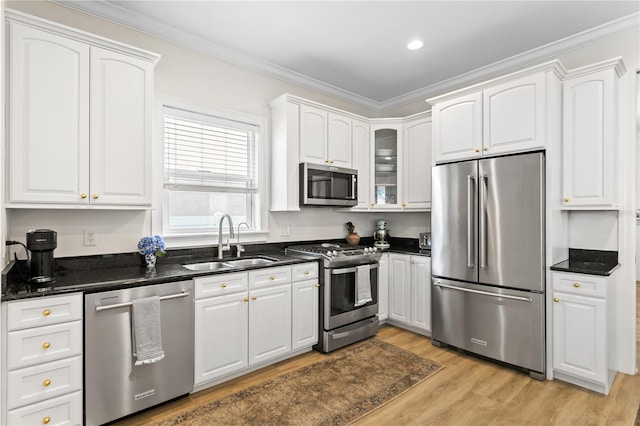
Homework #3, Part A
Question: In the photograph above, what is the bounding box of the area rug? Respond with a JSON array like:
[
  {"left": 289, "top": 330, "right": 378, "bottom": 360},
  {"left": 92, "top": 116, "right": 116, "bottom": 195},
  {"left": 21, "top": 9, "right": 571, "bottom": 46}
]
[
  {"left": 635, "top": 404, "right": 640, "bottom": 426},
  {"left": 154, "top": 338, "right": 444, "bottom": 425}
]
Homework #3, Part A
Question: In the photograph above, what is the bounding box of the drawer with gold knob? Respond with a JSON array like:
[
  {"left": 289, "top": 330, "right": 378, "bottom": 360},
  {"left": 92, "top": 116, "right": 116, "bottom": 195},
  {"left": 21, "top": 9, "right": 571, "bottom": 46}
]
[
  {"left": 7, "top": 390, "right": 83, "bottom": 425},
  {"left": 552, "top": 272, "right": 606, "bottom": 298},
  {"left": 7, "top": 322, "right": 83, "bottom": 370},
  {"left": 194, "top": 272, "right": 248, "bottom": 299},
  {"left": 292, "top": 262, "right": 319, "bottom": 281},
  {"left": 249, "top": 266, "right": 291, "bottom": 289},
  {"left": 7, "top": 294, "right": 83, "bottom": 331},
  {"left": 7, "top": 356, "right": 82, "bottom": 409}
]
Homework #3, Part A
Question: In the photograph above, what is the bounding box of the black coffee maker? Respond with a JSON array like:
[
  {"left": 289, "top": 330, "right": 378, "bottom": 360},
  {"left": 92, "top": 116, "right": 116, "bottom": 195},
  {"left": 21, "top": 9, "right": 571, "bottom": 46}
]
[{"left": 26, "top": 229, "right": 57, "bottom": 285}]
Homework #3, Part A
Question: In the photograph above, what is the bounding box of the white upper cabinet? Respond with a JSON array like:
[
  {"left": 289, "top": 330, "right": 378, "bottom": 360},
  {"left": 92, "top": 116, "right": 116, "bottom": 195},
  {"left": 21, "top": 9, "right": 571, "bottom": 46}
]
[
  {"left": 6, "top": 13, "right": 159, "bottom": 208},
  {"left": 561, "top": 59, "right": 624, "bottom": 209},
  {"left": 432, "top": 92, "right": 482, "bottom": 162},
  {"left": 299, "top": 104, "right": 352, "bottom": 168},
  {"left": 371, "top": 122, "right": 403, "bottom": 209},
  {"left": 430, "top": 63, "right": 563, "bottom": 164},
  {"left": 483, "top": 73, "right": 546, "bottom": 156},
  {"left": 351, "top": 119, "right": 370, "bottom": 209},
  {"left": 403, "top": 116, "right": 432, "bottom": 209}
]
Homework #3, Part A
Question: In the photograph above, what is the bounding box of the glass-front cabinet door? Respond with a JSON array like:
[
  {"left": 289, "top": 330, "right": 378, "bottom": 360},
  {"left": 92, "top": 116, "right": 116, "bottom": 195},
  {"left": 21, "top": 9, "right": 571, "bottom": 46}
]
[{"left": 371, "top": 123, "right": 403, "bottom": 208}]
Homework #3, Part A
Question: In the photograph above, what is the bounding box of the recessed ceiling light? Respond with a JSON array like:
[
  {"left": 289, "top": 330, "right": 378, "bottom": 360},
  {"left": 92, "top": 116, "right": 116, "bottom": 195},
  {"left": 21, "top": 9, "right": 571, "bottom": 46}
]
[{"left": 407, "top": 40, "right": 424, "bottom": 50}]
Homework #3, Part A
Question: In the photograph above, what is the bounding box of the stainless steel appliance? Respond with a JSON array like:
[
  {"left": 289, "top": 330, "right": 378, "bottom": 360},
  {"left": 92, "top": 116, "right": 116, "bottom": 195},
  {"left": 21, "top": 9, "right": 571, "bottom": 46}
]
[
  {"left": 26, "top": 229, "right": 56, "bottom": 286},
  {"left": 286, "top": 242, "right": 381, "bottom": 352},
  {"left": 84, "top": 281, "right": 194, "bottom": 425},
  {"left": 299, "top": 162, "right": 358, "bottom": 207},
  {"left": 419, "top": 232, "right": 431, "bottom": 249},
  {"left": 431, "top": 151, "right": 545, "bottom": 379},
  {"left": 373, "top": 219, "right": 390, "bottom": 249}
]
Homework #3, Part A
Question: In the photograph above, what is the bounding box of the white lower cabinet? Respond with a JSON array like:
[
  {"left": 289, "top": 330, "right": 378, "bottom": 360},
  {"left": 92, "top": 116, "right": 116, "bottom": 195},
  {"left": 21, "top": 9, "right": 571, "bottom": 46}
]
[
  {"left": 552, "top": 271, "right": 616, "bottom": 395},
  {"left": 2, "top": 293, "right": 83, "bottom": 426},
  {"left": 194, "top": 263, "right": 318, "bottom": 389},
  {"left": 377, "top": 253, "right": 389, "bottom": 321},
  {"left": 387, "top": 253, "right": 431, "bottom": 335}
]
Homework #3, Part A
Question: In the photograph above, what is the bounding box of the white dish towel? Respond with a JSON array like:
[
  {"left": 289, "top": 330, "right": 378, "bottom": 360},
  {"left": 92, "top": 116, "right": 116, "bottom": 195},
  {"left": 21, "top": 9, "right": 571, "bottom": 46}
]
[
  {"left": 355, "top": 264, "right": 373, "bottom": 307},
  {"left": 132, "top": 295, "right": 165, "bottom": 366}
]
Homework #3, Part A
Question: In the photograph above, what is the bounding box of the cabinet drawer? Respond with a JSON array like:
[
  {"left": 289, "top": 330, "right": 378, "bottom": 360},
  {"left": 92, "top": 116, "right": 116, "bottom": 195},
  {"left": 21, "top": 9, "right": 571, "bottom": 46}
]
[
  {"left": 7, "top": 293, "right": 83, "bottom": 331},
  {"left": 552, "top": 273, "right": 606, "bottom": 298},
  {"left": 7, "top": 356, "right": 82, "bottom": 410},
  {"left": 249, "top": 266, "right": 291, "bottom": 289},
  {"left": 194, "top": 272, "right": 248, "bottom": 299},
  {"left": 7, "top": 390, "right": 83, "bottom": 426},
  {"left": 292, "top": 262, "right": 319, "bottom": 282},
  {"left": 7, "top": 321, "right": 83, "bottom": 370}
]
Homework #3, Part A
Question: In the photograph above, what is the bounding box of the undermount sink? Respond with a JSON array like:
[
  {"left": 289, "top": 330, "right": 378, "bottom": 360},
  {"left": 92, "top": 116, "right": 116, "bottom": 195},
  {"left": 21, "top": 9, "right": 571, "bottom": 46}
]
[{"left": 183, "top": 256, "right": 278, "bottom": 271}]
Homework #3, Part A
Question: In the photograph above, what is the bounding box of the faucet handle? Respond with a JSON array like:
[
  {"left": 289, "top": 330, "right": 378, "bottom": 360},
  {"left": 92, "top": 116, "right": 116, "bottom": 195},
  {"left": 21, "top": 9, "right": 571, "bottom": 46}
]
[{"left": 236, "top": 244, "right": 245, "bottom": 258}]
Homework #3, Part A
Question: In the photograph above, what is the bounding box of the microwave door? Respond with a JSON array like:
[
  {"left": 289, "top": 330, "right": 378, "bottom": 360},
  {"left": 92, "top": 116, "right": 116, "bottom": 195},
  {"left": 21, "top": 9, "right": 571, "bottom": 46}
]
[
  {"left": 331, "top": 171, "right": 357, "bottom": 200},
  {"left": 308, "top": 169, "right": 332, "bottom": 200}
]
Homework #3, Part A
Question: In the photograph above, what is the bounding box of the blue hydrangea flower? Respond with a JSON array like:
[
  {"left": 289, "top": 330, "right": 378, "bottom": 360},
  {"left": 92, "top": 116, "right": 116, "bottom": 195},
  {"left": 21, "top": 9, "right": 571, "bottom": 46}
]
[{"left": 137, "top": 235, "right": 166, "bottom": 257}]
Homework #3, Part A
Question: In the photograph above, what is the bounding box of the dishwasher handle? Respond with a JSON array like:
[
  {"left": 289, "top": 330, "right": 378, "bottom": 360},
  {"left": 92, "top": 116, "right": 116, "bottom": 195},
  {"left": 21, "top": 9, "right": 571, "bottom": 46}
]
[{"left": 95, "top": 291, "right": 190, "bottom": 312}]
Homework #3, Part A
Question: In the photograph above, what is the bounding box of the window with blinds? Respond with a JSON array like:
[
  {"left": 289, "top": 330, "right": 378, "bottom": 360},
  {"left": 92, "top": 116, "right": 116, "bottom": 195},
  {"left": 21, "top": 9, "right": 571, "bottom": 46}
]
[{"left": 162, "top": 106, "right": 260, "bottom": 234}]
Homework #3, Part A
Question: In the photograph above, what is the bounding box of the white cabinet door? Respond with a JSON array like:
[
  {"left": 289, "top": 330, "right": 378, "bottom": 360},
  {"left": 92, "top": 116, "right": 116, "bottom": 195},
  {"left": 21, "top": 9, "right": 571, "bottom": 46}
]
[
  {"left": 8, "top": 23, "right": 90, "bottom": 204},
  {"left": 194, "top": 293, "right": 249, "bottom": 385},
  {"left": 291, "top": 280, "right": 319, "bottom": 350},
  {"left": 483, "top": 73, "right": 546, "bottom": 156},
  {"left": 299, "top": 104, "right": 328, "bottom": 165},
  {"left": 327, "top": 112, "right": 352, "bottom": 167},
  {"left": 562, "top": 69, "right": 617, "bottom": 208},
  {"left": 432, "top": 92, "right": 482, "bottom": 163},
  {"left": 552, "top": 292, "right": 606, "bottom": 383},
  {"left": 90, "top": 47, "right": 153, "bottom": 205},
  {"left": 371, "top": 123, "right": 403, "bottom": 208},
  {"left": 403, "top": 118, "right": 432, "bottom": 209},
  {"left": 249, "top": 284, "right": 292, "bottom": 365},
  {"left": 410, "top": 256, "right": 431, "bottom": 332},
  {"left": 388, "top": 254, "right": 410, "bottom": 324},
  {"left": 377, "top": 253, "right": 389, "bottom": 321},
  {"left": 351, "top": 119, "right": 370, "bottom": 209}
]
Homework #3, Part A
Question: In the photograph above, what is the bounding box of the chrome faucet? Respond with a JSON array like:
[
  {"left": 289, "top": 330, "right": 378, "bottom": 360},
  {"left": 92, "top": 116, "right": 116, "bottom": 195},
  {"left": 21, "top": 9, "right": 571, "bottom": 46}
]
[
  {"left": 217, "top": 213, "right": 235, "bottom": 260},
  {"left": 236, "top": 222, "right": 250, "bottom": 258}
]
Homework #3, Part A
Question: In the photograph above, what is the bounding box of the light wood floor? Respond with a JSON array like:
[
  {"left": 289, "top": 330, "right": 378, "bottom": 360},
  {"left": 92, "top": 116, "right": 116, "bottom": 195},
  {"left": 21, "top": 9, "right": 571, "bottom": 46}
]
[{"left": 117, "top": 326, "right": 640, "bottom": 426}]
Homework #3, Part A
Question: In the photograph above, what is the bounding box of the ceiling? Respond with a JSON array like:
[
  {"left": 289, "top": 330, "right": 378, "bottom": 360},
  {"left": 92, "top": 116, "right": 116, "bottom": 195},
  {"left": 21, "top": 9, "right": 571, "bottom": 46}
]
[{"left": 57, "top": 1, "right": 640, "bottom": 111}]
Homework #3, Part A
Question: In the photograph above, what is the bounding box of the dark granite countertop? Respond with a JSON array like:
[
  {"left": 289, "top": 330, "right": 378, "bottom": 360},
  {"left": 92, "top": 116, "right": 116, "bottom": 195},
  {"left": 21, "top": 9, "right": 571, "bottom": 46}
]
[
  {"left": 550, "top": 248, "right": 619, "bottom": 276},
  {"left": 383, "top": 237, "right": 431, "bottom": 257}
]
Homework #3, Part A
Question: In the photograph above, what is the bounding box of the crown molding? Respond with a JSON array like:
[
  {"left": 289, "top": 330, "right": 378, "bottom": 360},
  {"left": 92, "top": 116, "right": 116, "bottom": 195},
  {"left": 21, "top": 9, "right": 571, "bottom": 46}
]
[{"left": 50, "top": 1, "right": 639, "bottom": 113}]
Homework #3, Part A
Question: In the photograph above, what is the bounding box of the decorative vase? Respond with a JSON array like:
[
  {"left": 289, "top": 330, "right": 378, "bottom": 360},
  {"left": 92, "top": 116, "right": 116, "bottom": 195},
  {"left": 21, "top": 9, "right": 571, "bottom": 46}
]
[
  {"left": 346, "top": 233, "right": 360, "bottom": 246},
  {"left": 145, "top": 253, "right": 157, "bottom": 268}
]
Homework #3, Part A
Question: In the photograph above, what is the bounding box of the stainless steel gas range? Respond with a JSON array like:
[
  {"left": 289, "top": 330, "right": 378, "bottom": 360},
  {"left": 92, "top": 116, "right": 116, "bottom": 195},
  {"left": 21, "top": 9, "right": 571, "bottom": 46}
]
[{"left": 286, "top": 242, "right": 381, "bottom": 352}]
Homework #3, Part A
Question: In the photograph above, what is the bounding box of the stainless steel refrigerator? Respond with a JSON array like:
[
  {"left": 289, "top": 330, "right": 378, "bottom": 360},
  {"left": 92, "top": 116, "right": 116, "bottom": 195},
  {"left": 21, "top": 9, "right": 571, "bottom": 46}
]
[{"left": 431, "top": 151, "right": 545, "bottom": 379}]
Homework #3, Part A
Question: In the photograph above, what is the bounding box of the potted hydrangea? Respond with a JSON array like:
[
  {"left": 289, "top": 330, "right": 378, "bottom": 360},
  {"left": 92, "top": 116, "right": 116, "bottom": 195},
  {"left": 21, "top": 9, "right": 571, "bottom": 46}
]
[{"left": 138, "top": 235, "right": 166, "bottom": 268}]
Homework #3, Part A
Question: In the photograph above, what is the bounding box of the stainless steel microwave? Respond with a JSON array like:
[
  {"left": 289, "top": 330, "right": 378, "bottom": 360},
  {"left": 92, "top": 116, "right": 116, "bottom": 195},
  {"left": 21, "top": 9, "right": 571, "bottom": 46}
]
[{"left": 299, "top": 163, "right": 358, "bottom": 207}]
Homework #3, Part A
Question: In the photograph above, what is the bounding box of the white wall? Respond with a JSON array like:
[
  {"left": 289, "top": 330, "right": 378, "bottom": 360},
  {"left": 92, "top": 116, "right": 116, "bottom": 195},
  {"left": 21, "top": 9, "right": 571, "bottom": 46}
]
[{"left": 568, "top": 211, "right": 618, "bottom": 250}]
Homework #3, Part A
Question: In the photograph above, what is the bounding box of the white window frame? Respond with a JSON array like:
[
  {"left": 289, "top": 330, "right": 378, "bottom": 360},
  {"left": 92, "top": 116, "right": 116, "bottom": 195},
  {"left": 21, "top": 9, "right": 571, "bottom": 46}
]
[{"left": 153, "top": 95, "right": 269, "bottom": 248}]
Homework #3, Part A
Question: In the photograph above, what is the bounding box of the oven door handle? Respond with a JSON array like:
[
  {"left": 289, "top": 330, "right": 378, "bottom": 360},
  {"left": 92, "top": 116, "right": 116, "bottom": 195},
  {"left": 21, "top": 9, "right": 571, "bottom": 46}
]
[{"left": 331, "top": 264, "right": 379, "bottom": 275}]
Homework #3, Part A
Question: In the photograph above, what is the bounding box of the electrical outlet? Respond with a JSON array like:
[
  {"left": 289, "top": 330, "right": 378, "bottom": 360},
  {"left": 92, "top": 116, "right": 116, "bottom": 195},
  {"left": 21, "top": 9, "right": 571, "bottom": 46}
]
[
  {"left": 83, "top": 229, "right": 97, "bottom": 247},
  {"left": 280, "top": 224, "right": 290, "bottom": 237}
]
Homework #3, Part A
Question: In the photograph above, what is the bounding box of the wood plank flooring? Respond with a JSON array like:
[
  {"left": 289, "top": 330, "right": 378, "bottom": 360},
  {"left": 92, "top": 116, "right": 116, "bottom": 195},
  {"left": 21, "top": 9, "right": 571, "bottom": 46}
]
[{"left": 117, "top": 326, "right": 640, "bottom": 426}]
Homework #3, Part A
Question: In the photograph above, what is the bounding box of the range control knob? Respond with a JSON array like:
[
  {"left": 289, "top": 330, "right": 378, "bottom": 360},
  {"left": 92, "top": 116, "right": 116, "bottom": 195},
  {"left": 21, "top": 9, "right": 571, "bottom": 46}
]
[
  {"left": 332, "top": 250, "right": 338, "bottom": 256},
  {"left": 326, "top": 251, "right": 333, "bottom": 257},
  {"left": 373, "top": 247, "right": 378, "bottom": 252}
]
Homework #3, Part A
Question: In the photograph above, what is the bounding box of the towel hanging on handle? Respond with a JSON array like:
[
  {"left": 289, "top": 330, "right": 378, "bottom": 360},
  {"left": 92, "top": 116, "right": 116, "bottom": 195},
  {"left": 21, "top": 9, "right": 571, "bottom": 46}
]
[
  {"left": 355, "top": 264, "right": 373, "bottom": 307},
  {"left": 131, "top": 295, "right": 165, "bottom": 365}
]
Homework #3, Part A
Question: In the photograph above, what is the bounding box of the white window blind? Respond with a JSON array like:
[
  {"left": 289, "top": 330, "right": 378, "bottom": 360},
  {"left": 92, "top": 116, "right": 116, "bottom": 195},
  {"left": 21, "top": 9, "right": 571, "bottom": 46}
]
[{"left": 163, "top": 107, "right": 259, "bottom": 193}]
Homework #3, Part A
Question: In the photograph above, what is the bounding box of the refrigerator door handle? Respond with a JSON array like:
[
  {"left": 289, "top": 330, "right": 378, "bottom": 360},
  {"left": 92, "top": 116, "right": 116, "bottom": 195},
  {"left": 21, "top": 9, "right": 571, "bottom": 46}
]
[
  {"left": 466, "top": 175, "right": 475, "bottom": 268},
  {"left": 433, "top": 281, "right": 532, "bottom": 303},
  {"left": 479, "top": 174, "right": 487, "bottom": 269}
]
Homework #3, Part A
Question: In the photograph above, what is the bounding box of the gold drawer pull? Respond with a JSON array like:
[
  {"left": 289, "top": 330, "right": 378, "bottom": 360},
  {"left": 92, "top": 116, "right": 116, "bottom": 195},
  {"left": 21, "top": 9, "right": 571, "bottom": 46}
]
[
  {"left": 474, "top": 148, "right": 480, "bottom": 153},
  {"left": 243, "top": 297, "right": 248, "bottom": 302},
  {"left": 304, "top": 271, "right": 309, "bottom": 275},
  {"left": 553, "top": 298, "right": 559, "bottom": 303},
  {"left": 573, "top": 282, "right": 580, "bottom": 288},
  {"left": 316, "top": 283, "right": 320, "bottom": 288},
  {"left": 251, "top": 295, "right": 257, "bottom": 300},
  {"left": 42, "top": 309, "right": 51, "bottom": 317},
  {"left": 92, "top": 194, "right": 99, "bottom": 199},
  {"left": 483, "top": 146, "right": 488, "bottom": 151},
  {"left": 563, "top": 197, "right": 569, "bottom": 203},
  {"left": 221, "top": 283, "right": 227, "bottom": 288},
  {"left": 43, "top": 379, "right": 51, "bottom": 387},
  {"left": 42, "top": 416, "right": 51, "bottom": 425},
  {"left": 42, "top": 342, "right": 51, "bottom": 349},
  {"left": 269, "top": 276, "right": 275, "bottom": 280},
  {"left": 80, "top": 193, "right": 87, "bottom": 199}
]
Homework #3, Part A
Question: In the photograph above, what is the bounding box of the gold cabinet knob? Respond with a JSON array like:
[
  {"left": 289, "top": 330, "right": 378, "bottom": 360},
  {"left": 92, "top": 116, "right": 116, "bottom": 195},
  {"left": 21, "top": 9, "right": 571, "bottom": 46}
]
[
  {"left": 43, "top": 379, "right": 51, "bottom": 387},
  {"left": 42, "top": 309, "right": 51, "bottom": 317},
  {"left": 269, "top": 276, "right": 275, "bottom": 280},
  {"left": 92, "top": 194, "right": 99, "bottom": 199},
  {"left": 80, "top": 193, "right": 87, "bottom": 199},
  {"left": 221, "top": 283, "right": 227, "bottom": 288},
  {"left": 243, "top": 297, "right": 248, "bottom": 302},
  {"left": 329, "top": 160, "right": 334, "bottom": 164},
  {"left": 573, "top": 282, "right": 580, "bottom": 288},
  {"left": 483, "top": 146, "right": 488, "bottom": 151},
  {"left": 42, "top": 417, "right": 51, "bottom": 425},
  {"left": 474, "top": 148, "right": 480, "bottom": 153},
  {"left": 304, "top": 271, "right": 309, "bottom": 275},
  {"left": 324, "top": 160, "right": 329, "bottom": 164},
  {"left": 402, "top": 202, "right": 407, "bottom": 207},
  {"left": 371, "top": 203, "right": 374, "bottom": 207},
  {"left": 42, "top": 342, "right": 51, "bottom": 349},
  {"left": 316, "top": 283, "right": 320, "bottom": 287},
  {"left": 251, "top": 295, "right": 257, "bottom": 300},
  {"left": 563, "top": 197, "right": 569, "bottom": 203},
  {"left": 553, "top": 298, "right": 560, "bottom": 303}
]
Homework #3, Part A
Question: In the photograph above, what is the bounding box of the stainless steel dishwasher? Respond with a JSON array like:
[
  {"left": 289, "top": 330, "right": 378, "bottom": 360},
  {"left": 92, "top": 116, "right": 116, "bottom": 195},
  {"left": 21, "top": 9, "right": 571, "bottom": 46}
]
[{"left": 84, "top": 280, "right": 194, "bottom": 425}]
